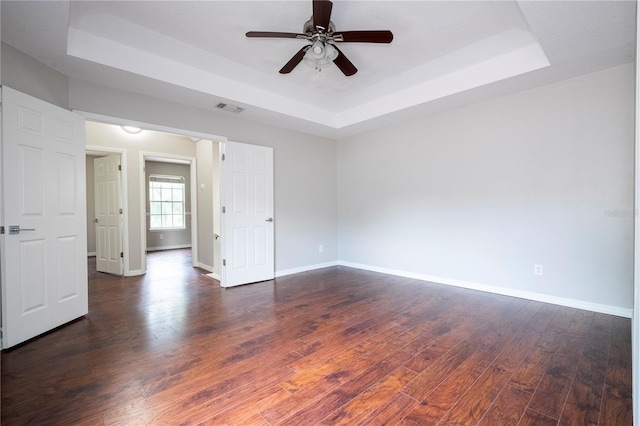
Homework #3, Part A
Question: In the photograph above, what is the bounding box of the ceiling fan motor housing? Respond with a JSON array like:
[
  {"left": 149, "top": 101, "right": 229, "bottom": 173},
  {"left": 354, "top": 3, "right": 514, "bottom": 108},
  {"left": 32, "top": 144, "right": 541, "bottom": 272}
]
[{"left": 303, "top": 17, "right": 336, "bottom": 36}]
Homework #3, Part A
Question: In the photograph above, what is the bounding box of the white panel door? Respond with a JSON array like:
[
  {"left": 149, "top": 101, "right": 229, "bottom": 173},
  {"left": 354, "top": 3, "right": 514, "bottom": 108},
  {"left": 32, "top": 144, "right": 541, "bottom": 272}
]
[
  {"left": 221, "top": 141, "right": 274, "bottom": 287},
  {"left": 94, "top": 154, "right": 123, "bottom": 275},
  {"left": 0, "top": 86, "right": 88, "bottom": 349}
]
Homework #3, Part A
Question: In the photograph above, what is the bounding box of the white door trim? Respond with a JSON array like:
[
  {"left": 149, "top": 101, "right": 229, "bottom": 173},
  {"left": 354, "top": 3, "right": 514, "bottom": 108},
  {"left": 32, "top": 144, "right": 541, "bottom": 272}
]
[
  {"left": 86, "top": 146, "right": 130, "bottom": 275},
  {"left": 139, "top": 151, "right": 198, "bottom": 273},
  {"left": 633, "top": 4, "right": 639, "bottom": 422}
]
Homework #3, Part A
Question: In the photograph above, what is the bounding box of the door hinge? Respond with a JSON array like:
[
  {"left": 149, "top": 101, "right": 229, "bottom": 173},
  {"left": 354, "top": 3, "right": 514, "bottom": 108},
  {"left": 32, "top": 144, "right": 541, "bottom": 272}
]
[
  {"left": 119, "top": 208, "right": 123, "bottom": 214},
  {"left": 0, "top": 226, "right": 4, "bottom": 235},
  {"left": 223, "top": 259, "right": 226, "bottom": 266},
  {"left": 120, "top": 252, "right": 123, "bottom": 258},
  {"left": 118, "top": 164, "right": 122, "bottom": 171},
  {"left": 222, "top": 206, "right": 226, "bottom": 214},
  {"left": 222, "top": 153, "right": 225, "bottom": 161}
]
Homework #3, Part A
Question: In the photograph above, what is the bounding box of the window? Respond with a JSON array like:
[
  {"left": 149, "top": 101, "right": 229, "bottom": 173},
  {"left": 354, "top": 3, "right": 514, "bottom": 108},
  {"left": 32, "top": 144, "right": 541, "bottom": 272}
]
[{"left": 149, "top": 175, "right": 185, "bottom": 230}]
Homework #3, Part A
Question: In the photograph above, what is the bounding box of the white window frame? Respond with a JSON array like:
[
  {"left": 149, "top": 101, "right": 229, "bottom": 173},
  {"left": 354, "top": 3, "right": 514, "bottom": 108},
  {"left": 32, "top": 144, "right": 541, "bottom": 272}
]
[{"left": 148, "top": 174, "right": 186, "bottom": 231}]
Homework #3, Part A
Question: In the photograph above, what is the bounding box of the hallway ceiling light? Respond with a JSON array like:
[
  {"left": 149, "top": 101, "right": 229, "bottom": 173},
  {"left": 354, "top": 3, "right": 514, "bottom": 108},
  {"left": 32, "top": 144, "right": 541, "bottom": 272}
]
[{"left": 121, "top": 125, "right": 143, "bottom": 134}]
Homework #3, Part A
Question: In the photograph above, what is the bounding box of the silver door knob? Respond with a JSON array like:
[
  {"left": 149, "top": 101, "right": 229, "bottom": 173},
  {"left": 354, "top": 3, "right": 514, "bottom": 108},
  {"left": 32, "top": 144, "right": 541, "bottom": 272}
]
[
  {"left": 8, "top": 225, "right": 36, "bottom": 235},
  {"left": 265, "top": 218, "right": 273, "bottom": 222},
  {"left": 93, "top": 218, "right": 99, "bottom": 223}
]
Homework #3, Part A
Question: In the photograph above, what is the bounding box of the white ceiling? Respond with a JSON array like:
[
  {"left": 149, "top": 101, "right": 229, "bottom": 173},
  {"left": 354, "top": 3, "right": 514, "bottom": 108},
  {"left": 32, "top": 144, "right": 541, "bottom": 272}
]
[{"left": 1, "top": 1, "right": 636, "bottom": 139}]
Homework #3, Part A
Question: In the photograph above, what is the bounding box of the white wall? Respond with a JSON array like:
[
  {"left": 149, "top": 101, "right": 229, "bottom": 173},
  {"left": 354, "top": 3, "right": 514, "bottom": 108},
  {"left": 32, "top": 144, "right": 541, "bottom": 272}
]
[
  {"left": 338, "top": 64, "right": 635, "bottom": 315},
  {"left": 70, "top": 81, "right": 339, "bottom": 274}
]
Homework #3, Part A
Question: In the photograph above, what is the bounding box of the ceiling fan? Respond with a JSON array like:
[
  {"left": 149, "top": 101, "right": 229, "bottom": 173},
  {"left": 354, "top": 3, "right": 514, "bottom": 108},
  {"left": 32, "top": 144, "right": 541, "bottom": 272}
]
[{"left": 246, "top": 0, "right": 393, "bottom": 76}]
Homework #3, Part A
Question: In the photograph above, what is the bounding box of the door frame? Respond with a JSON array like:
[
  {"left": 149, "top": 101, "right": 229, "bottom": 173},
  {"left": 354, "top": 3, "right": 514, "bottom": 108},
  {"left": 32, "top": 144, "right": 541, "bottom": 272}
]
[
  {"left": 86, "top": 147, "right": 128, "bottom": 274},
  {"left": 140, "top": 152, "right": 197, "bottom": 273},
  {"left": 76, "top": 111, "right": 227, "bottom": 276}
]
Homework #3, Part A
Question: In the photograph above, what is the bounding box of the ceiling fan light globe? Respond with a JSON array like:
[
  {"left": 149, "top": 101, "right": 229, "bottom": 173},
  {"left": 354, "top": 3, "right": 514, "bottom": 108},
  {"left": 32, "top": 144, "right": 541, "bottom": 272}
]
[
  {"left": 325, "top": 44, "right": 338, "bottom": 61},
  {"left": 306, "top": 40, "right": 326, "bottom": 60}
]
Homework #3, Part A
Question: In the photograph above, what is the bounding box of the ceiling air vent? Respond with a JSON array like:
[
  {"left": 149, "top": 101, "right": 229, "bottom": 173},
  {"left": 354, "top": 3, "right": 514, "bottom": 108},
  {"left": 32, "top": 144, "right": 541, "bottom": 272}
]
[{"left": 216, "top": 103, "right": 244, "bottom": 113}]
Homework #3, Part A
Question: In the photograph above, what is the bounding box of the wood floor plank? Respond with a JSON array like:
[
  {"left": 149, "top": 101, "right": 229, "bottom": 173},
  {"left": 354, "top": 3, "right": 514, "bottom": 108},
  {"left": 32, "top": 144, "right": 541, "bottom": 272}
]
[
  {"left": 527, "top": 335, "right": 584, "bottom": 420},
  {"left": 558, "top": 336, "right": 609, "bottom": 425},
  {"left": 401, "top": 340, "right": 479, "bottom": 402},
  {"left": 317, "top": 366, "right": 417, "bottom": 425},
  {"left": 363, "top": 391, "right": 419, "bottom": 426},
  {"left": 435, "top": 364, "right": 512, "bottom": 426},
  {"left": 185, "top": 383, "right": 291, "bottom": 425},
  {"left": 477, "top": 383, "right": 531, "bottom": 426},
  {"left": 398, "top": 349, "right": 495, "bottom": 425},
  {"left": 277, "top": 350, "right": 415, "bottom": 426},
  {"left": 599, "top": 365, "right": 633, "bottom": 426},
  {"left": 508, "top": 342, "right": 556, "bottom": 395},
  {"left": 518, "top": 409, "right": 560, "bottom": 426},
  {"left": 493, "top": 330, "right": 541, "bottom": 373},
  {"left": 261, "top": 333, "right": 411, "bottom": 424},
  {"left": 609, "top": 316, "right": 632, "bottom": 370},
  {"left": 1, "top": 250, "right": 632, "bottom": 425}
]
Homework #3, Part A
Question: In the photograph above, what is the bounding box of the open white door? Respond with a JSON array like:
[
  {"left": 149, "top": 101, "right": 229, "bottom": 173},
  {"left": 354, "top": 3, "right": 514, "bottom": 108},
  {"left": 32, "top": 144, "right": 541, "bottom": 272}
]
[
  {"left": 221, "top": 141, "right": 274, "bottom": 287},
  {"left": 94, "top": 154, "right": 123, "bottom": 275},
  {"left": 0, "top": 87, "right": 88, "bottom": 348}
]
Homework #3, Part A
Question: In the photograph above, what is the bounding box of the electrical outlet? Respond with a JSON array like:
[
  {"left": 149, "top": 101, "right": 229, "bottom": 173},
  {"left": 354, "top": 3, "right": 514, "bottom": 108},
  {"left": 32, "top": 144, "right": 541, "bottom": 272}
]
[
  {"left": 159, "top": 234, "right": 164, "bottom": 240},
  {"left": 319, "top": 245, "right": 324, "bottom": 253},
  {"left": 534, "top": 264, "right": 543, "bottom": 276}
]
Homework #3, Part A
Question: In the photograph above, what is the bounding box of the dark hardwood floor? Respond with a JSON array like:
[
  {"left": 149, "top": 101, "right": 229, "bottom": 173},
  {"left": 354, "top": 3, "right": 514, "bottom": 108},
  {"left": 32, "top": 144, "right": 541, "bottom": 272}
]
[{"left": 1, "top": 249, "right": 633, "bottom": 425}]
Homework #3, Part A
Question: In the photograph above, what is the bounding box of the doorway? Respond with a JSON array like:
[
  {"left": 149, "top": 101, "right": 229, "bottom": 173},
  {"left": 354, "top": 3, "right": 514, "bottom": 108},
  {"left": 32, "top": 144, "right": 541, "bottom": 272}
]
[
  {"left": 85, "top": 148, "right": 127, "bottom": 275},
  {"left": 140, "top": 153, "right": 197, "bottom": 274},
  {"left": 82, "top": 117, "right": 223, "bottom": 278}
]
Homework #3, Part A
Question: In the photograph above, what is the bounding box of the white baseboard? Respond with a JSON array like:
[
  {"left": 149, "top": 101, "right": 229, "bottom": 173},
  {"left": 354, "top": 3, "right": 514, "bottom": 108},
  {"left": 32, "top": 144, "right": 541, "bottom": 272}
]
[
  {"left": 338, "top": 261, "right": 633, "bottom": 318},
  {"left": 147, "top": 244, "right": 192, "bottom": 252},
  {"left": 205, "top": 272, "right": 221, "bottom": 281},
  {"left": 125, "top": 269, "right": 145, "bottom": 277},
  {"left": 87, "top": 252, "right": 96, "bottom": 257},
  {"left": 196, "top": 262, "right": 214, "bottom": 273},
  {"left": 275, "top": 261, "right": 339, "bottom": 278}
]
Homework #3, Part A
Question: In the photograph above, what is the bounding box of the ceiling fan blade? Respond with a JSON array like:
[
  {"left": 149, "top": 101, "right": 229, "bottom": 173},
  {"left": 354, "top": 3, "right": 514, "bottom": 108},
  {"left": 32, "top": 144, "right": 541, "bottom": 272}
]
[
  {"left": 246, "top": 31, "right": 305, "bottom": 39},
  {"left": 334, "top": 30, "right": 394, "bottom": 43},
  {"left": 332, "top": 45, "right": 357, "bottom": 76},
  {"left": 279, "top": 46, "right": 311, "bottom": 74},
  {"left": 313, "top": 0, "right": 333, "bottom": 31}
]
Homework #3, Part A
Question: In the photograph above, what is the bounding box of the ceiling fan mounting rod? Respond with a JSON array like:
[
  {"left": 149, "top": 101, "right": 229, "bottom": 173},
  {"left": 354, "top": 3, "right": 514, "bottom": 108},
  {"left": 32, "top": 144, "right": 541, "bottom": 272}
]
[{"left": 303, "top": 17, "right": 339, "bottom": 43}]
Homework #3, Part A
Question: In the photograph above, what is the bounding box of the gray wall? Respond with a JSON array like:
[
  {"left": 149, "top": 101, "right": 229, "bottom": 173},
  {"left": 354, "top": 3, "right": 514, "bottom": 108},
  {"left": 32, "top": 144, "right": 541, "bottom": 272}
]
[
  {"left": 195, "top": 139, "right": 221, "bottom": 275},
  {"left": 145, "top": 161, "right": 192, "bottom": 251},
  {"left": 1, "top": 43, "right": 69, "bottom": 108},
  {"left": 70, "top": 80, "right": 339, "bottom": 274},
  {"left": 85, "top": 155, "right": 100, "bottom": 254},
  {"left": 4, "top": 40, "right": 635, "bottom": 317},
  {"left": 337, "top": 64, "right": 635, "bottom": 313}
]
